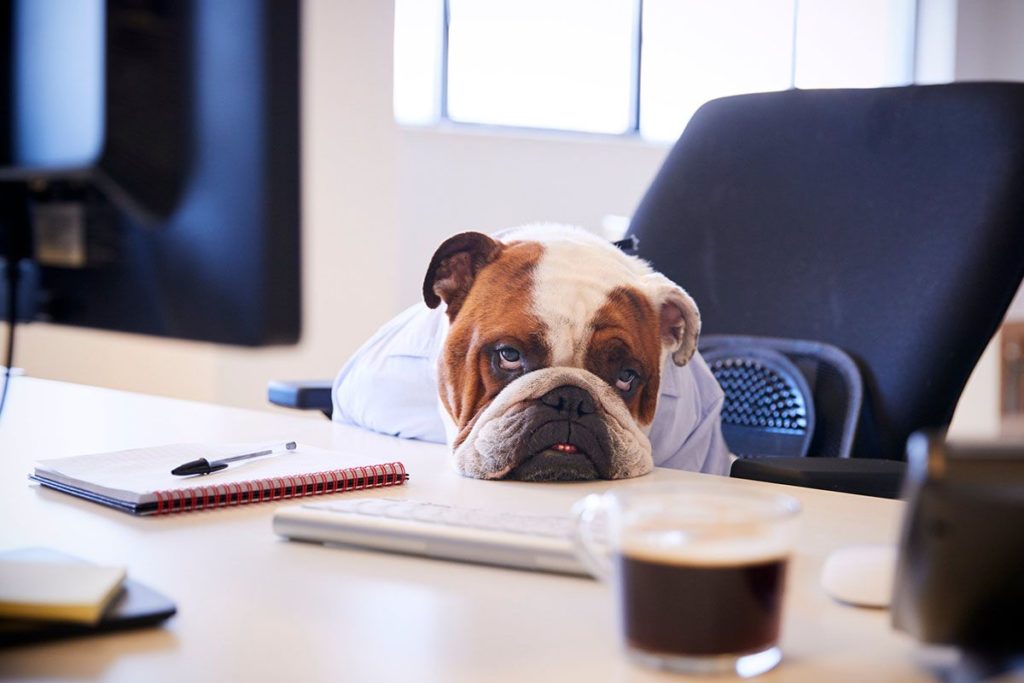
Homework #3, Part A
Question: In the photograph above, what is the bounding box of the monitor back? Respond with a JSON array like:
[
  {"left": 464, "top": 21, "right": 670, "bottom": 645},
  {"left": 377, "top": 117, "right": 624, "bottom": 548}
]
[{"left": 1, "top": 0, "right": 300, "bottom": 346}]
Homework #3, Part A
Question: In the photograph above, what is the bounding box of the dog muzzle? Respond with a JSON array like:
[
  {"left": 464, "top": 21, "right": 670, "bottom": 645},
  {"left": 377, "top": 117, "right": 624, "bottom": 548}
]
[{"left": 452, "top": 367, "right": 654, "bottom": 481}]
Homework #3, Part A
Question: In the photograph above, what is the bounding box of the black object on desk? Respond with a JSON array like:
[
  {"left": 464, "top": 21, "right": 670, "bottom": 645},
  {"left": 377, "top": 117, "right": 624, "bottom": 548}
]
[
  {"left": 731, "top": 456, "right": 907, "bottom": 499},
  {"left": 892, "top": 432, "right": 1024, "bottom": 674}
]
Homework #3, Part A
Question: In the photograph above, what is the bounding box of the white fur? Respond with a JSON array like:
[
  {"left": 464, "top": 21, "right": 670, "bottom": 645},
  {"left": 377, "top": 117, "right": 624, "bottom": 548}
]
[
  {"left": 451, "top": 366, "right": 653, "bottom": 479},
  {"left": 440, "top": 224, "right": 696, "bottom": 480},
  {"left": 501, "top": 224, "right": 657, "bottom": 367}
]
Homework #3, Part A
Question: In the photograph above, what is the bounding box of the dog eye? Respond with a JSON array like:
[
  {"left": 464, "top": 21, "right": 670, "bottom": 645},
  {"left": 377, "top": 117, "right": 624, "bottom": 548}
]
[
  {"left": 497, "top": 347, "right": 524, "bottom": 371},
  {"left": 615, "top": 369, "right": 638, "bottom": 392}
]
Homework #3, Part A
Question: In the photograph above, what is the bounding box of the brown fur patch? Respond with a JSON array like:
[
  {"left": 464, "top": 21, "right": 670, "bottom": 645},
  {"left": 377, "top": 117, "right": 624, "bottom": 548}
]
[
  {"left": 439, "top": 241, "right": 549, "bottom": 444},
  {"left": 423, "top": 232, "right": 504, "bottom": 319},
  {"left": 585, "top": 286, "right": 662, "bottom": 426}
]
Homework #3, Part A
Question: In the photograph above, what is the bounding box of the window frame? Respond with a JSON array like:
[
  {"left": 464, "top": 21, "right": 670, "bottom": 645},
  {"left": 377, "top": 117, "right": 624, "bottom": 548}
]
[{"left": 418, "top": 0, "right": 920, "bottom": 141}]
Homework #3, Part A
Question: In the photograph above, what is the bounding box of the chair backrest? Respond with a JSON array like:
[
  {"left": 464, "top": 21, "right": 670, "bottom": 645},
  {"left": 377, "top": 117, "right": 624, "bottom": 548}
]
[
  {"left": 700, "top": 335, "right": 862, "bottom": 459},
  {"left": 631, "top": 83, "right": 1024, "bottom": 460}
]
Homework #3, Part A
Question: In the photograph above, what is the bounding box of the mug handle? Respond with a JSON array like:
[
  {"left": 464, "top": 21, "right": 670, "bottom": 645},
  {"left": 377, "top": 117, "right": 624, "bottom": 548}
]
[{"left": 571, "top": 493, "right": 613, "bottom": 581}]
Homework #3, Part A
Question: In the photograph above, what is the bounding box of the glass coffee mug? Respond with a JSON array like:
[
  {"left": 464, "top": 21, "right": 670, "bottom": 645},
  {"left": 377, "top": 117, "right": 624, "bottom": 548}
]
[{"left": 573, "top": 483, "right": 801, "bottom": 677}]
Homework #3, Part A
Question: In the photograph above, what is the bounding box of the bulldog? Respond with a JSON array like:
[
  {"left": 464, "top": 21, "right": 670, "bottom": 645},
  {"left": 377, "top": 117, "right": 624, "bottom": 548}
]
[{"left": 422, "top": 224, "right": 703, "bottom": 481}]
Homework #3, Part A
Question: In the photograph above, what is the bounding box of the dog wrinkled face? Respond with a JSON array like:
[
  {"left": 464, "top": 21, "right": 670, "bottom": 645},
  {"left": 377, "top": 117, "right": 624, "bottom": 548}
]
[{"left": 423, "top": 226, "right": 700, "bottom": 481}]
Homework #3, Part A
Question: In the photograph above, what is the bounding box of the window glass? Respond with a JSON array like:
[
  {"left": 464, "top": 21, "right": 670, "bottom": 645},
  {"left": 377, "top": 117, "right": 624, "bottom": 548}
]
[
  {"left": 794, "top": 0, "right": 916, "bottom": 88},
  {"left": 446, "top": 0, "right": 636, "bottom": 134},
  {"left": 640, "top": 0, "right": 795, "bottom": 143},
  {"left": 393, "top": 0, "right": 445, "bottom": 126}
]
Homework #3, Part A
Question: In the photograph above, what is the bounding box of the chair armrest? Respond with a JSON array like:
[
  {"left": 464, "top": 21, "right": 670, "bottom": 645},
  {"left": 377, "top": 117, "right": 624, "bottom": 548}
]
[
  {"left": 730, "top": 457, "right": 907, "bottom": 498},
  {"left": 268, "top": 380, "right": 333, "bottom": 418}
]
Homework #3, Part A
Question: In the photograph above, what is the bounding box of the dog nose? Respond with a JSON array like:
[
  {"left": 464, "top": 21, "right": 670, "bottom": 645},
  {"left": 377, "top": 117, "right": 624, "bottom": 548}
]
[{"left": 539, "top": 385, "right": 596, "bottom": 418}]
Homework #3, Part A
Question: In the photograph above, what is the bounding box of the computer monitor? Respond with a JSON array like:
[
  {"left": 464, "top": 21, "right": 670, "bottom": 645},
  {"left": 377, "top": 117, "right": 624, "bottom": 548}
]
[{"left": 0, "top": 0, "right": 300, "bottom": 346}]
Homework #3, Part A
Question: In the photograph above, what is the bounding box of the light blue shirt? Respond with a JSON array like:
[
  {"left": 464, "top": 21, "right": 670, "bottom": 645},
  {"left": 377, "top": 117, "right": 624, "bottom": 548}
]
[{"left": 333, "top": 304, "right": 733, "bottom": 476}]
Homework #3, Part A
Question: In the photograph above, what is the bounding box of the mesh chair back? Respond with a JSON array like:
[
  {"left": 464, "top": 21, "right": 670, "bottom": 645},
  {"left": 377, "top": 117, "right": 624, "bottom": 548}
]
[{"left": 700, "top": 335, "right": 862, "bottom": 459}]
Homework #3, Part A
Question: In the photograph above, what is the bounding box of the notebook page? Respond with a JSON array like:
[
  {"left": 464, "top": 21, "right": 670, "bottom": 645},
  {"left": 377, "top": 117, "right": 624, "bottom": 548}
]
[{"left": 33, "top": 443, "right": 390, "bottom": 505}]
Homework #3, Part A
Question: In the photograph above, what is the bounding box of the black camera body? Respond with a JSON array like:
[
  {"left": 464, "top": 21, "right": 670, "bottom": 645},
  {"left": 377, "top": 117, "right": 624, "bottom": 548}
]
[{"left": 892, "top": 432, "right": 1024, "bottom": 656}]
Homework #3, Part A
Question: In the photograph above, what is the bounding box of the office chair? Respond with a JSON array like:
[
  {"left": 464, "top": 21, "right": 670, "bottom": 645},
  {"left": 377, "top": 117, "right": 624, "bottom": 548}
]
[
  {"left": 629, "top": 82, "right": 1024, "bottom": 496},
  {"left": 272, "top": 84, "right": 1024, "bottom": 497}
]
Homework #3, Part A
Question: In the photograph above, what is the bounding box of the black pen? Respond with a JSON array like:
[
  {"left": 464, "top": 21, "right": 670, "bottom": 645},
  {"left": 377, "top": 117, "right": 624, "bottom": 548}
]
[{"left": 171, "top": 441, "right": 298, "bottom": 476}]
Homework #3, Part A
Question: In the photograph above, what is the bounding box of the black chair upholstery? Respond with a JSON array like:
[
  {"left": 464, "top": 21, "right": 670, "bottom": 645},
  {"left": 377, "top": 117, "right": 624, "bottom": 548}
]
[
  {"left": 630, "top": 83, "right": 1024, "bottom": 467},
  {"left": 700, "top": 335, "right": 862, "bottom": 460}
]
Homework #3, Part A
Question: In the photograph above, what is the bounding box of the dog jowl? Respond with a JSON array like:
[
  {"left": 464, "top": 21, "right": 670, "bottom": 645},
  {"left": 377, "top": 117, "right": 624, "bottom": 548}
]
[{"left": 423, "top": 225, "right": 701, "bottom": 481}]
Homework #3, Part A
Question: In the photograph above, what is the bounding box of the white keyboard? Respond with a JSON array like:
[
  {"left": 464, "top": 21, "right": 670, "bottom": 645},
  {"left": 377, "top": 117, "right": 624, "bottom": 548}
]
[{"left": 273, "top": 497, "right": 593, "bottom": 577}]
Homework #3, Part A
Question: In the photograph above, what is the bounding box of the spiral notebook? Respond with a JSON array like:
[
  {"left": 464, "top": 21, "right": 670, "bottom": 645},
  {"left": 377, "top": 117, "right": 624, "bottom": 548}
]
[{"left": 30, "top": 442, "right": 407, "bottom": 516}]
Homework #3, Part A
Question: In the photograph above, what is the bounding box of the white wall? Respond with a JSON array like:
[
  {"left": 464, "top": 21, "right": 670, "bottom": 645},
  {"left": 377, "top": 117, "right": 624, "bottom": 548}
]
[
  {"left": 955, "top": 0, "right": 1024, "bottom": 80},
  {"left": 205, "top": 0, "right": 403, "bottom": 411},
  {"left": 1010, "top": 289, "right": 1024, "bottom": 321},
  {"left": 394, "top": 127, "right": 666, "bottom": 300},
  {"left": 15, "top": 325, "right": 220, "bottom": 400}
]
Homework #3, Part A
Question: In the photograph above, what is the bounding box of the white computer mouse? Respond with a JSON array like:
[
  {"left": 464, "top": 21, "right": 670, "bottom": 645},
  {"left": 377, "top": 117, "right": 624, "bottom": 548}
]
[{"left": 820, "top": 544, "right": 896, "bottom": 608}]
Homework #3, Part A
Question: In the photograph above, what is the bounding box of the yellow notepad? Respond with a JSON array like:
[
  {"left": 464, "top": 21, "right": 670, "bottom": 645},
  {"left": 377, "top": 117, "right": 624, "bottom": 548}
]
[{"left": 0, "top": 552, "right": 126, "bottom": 624}]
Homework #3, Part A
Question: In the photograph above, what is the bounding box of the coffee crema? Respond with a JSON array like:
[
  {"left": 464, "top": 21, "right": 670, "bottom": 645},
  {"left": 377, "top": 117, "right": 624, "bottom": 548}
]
[{"left": 617, "top": 551, "right": 788, "bottom": 657}]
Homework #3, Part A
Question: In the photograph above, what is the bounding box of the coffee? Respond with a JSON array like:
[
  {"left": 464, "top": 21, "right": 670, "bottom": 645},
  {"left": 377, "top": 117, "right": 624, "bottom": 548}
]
[
  {"left": 573, "top": 485, "right": 800, "bottom": 676},
  {"left": 617, "top": 551, "right": 787, "bottom": 657}
]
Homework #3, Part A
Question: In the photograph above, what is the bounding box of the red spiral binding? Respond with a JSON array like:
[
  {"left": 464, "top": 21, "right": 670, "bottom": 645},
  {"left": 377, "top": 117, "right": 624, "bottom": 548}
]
[{"left": 149, "top": 462, "right": 406, "bottom": 515}]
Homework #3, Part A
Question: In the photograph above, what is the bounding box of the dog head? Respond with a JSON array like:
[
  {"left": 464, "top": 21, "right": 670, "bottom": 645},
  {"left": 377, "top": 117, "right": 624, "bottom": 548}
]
[{"left": 423, "top": 224, "right": 700, "bottom": 481}]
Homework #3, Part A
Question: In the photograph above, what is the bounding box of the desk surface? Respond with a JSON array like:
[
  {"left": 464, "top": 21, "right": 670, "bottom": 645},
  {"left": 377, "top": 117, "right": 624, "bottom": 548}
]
[{"left": 0, "top": 377, "right": 924, "bottom": 682}]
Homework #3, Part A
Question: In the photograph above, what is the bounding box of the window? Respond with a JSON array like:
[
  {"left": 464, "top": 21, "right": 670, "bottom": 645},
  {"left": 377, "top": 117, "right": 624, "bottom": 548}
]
[
  {"left": 394, "top": 0, "right": 919, "bottom": 143},
  {"left": 639, "top": 0, "right": 795, "bottom": 142},
  {"left": 447, "top": 0, "right": 636, "bottom": 134},
  {"left": 793, "top": 0, "right": 917, "bottom": 88}
]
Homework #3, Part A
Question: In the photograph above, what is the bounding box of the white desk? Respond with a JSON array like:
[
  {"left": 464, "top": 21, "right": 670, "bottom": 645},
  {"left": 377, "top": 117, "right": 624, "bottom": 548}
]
[{"left": 0, "top": 377, "right": 925, "bottom": 682}]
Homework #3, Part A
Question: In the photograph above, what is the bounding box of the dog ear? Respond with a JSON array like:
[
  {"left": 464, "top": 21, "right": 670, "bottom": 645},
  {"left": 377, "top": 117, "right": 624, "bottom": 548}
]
[
  {"left": 645, "top": 273, "right": 701, "bottom": 366},
  {"left": 423, "top": 232, "right": 503, "bottom": 319}
]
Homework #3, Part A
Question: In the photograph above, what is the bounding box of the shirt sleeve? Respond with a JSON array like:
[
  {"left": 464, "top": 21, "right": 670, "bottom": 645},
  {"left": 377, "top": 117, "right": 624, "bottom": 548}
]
[
  {"left": 647, "top": 351, "right": 735, "bottom": 476},
  {"left": 332, "top": 304, "right": 448, "bottom": 443}
]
